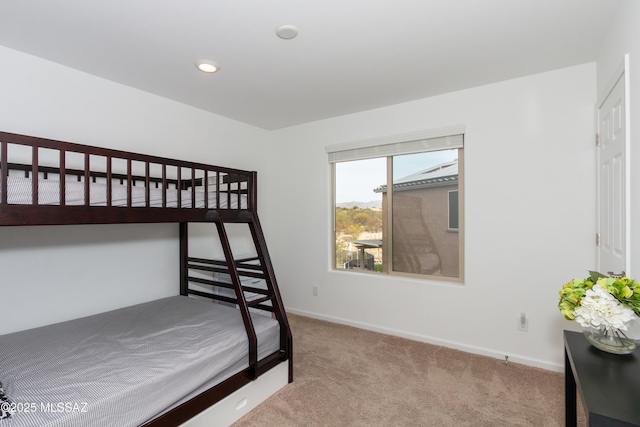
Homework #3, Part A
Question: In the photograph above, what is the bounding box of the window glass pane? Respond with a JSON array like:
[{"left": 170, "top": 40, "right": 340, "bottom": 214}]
[
  {"left": 334, "top": 158, "right": 384, "bottom": 272},
  {"left": 390, "top": 149, "right": 459, "bottom": 278},
  {"left": 448, "top": 190, "right": 459, "bottom": 230}
]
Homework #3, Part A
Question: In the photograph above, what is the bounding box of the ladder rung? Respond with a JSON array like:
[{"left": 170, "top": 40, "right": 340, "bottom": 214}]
[
  {"left": 235, "top": 262, "right": 262, "bottom": 271},
  {"left": 187, "top": 289, "right": 237, "bottom": 305},
  {"left": 247, "top": 295, "right": 273, "bottom": 306},
  {"left": 242, "top": 284, "right": 270, "bottom": 295},
  {"left": 187, "top": 262, "right": 265, "bottom": 280},
  {"left": 255, "top": 350, "right": 286, "bottom": 376},
  {"left": 235, "top": 256, "right": 260, "bottom": 264},
  {"left": 185, "top": 277, "right": 232, "bottom": 292},
  {"left": 187, "top": 257, "right": 227, "bottom": 267},
  {"left": 251, "top": 304, "right": 275, "bottom": 313}
]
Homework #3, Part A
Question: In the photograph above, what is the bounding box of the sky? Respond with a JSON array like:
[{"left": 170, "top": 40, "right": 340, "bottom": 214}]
[{"left": 335, "top": 149, "right": 458, "bottom": 203}]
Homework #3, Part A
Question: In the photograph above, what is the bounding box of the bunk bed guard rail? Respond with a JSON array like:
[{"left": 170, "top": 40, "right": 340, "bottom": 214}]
[{"left": 0, "top": 131, "right": 257, "bottom": 225}]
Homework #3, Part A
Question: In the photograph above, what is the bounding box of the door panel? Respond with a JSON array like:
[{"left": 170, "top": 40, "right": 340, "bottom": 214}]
[{"left": 598, "top": 75, "right": 626, "bottom": 275}]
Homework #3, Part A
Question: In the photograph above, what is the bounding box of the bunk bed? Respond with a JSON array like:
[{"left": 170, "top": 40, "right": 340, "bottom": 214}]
[{"left": 0, "top": 131, "right": 293, "bottom": 427}]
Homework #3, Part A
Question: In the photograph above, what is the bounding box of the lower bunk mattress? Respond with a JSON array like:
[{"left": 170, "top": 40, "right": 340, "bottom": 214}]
[{"left": 0, "top": 296, "right": 281, "bottom": 427}]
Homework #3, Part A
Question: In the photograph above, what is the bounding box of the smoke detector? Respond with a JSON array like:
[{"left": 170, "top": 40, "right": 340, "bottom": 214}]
[{"left": 276, "top": 25, "right": 298, "bottom": 40}]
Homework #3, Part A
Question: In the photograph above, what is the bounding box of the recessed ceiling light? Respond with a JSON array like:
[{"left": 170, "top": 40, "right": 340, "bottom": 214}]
[
  {"left": 195, "top": 60, "right": 220, "bottom": 73},
  {"left": 276, "top": 25, "right": 298, "bottom": 40}
]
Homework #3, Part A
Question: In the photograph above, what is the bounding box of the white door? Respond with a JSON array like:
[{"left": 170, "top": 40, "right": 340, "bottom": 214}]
[{"left": 597, "top": 74, "right": 627, "bottom": 276}]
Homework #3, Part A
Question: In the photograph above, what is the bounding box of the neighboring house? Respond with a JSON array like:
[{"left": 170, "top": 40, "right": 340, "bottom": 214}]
[
  {"left": 374, "top": 159, "right": 459, "bottom": 277},
  {"left": 344, "top": 239, "right": 381, "bottom": 271}
]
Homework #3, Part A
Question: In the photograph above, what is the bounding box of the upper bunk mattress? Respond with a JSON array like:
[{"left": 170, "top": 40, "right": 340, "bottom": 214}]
[
  {"left": 0, "top": 296, "right": 280, "bottom": 427},
  {"left": 0, "top": 176, "right": 247, "bottom": 209}
]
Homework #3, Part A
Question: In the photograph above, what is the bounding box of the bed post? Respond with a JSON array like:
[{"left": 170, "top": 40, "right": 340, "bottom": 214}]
[
  {"left": 250, "top": 171, "right": 257, "bottom": 211},
  {"left": 1, "top": 140, "right": 7, "bottom": 206},
  {"left": 180, "top": 222, "right": 188, "bottom": 296}
]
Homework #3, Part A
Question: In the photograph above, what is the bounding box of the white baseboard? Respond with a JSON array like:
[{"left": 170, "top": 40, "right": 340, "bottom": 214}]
[
  {"left": 179, "top": 362, "right": 289, "bottom": 427},
  {"left": 287, "top": 308, "right": 563, "bottom": 373}
]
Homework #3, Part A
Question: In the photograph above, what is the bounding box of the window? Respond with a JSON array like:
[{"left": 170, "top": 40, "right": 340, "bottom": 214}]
[
  {"left": 328, "top": 127, "right": 464, "bottom": 281},
  {"left": 448, "top": 190, "right": 459, "bottom": 231}
]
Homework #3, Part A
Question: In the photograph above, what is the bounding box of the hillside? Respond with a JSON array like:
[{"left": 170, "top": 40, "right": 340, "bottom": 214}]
[{"left": 336, "top": 200, "right": 382, "bottom": 209}]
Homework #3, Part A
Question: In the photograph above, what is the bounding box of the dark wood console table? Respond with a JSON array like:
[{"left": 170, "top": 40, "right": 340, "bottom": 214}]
[{"left": 564, "top": 330, "right": 640, "bottom": 426}]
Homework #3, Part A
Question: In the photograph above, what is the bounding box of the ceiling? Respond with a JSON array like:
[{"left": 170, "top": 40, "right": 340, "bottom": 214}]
[{"left": 0, "top": 0, "right": 621, "bottom": 130}]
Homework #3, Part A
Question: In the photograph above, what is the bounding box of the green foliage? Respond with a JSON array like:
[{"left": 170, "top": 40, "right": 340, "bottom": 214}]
[
  {"left": 335, "top": 207, "right": 383, "bottom": 270},
  {"left": 558, "top": 277, "right": 594, "bottom": 321},
  {"left": 597, "top": 276, "right": 640, "bottom": 316},
  {"left": 335, "top": 207, "right": 382, "bottom": 238}
]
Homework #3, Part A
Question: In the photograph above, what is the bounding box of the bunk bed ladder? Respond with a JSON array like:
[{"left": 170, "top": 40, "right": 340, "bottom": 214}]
[
  {"left": 198, "top": 211, "right": 293, "bottom": 383},
  {"left": 243, "top": 210, "right": 293, "bottom": 382}
]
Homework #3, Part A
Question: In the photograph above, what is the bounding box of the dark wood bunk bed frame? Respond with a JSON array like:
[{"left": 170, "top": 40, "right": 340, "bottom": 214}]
[{"left": 0, "top": 131, "right": 293, "bottom": 427}]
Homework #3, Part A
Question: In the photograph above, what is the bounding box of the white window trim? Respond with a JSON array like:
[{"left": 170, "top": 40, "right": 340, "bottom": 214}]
[{"left": 326, "top": 125, "right": 465, "bottom": 163}]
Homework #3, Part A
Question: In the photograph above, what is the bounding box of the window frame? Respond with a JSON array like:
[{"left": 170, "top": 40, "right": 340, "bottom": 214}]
[{"left": 328, "top": 127, "right": 465, "bottom": 283}]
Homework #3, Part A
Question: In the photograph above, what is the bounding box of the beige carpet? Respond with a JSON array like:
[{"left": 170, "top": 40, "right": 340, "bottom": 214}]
[{"left": 233, "top": 314, "right": 585, "bottom": 427}]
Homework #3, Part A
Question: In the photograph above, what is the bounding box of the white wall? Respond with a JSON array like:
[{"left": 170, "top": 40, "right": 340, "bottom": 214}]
[
  {"left": 0, "top": 46, "right": 270, "bottom": 334},
  {"left": 596, "top": 0, "right": 640, "bottom": 279},
  {"left": 268, "top": 63, "right": 597, "bottom": 371}
]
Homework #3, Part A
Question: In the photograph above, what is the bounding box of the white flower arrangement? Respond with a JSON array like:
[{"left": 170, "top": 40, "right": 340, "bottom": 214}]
[
  {"left": 558, "top": 271, "right": 640, "bottom": 326},
  {"left": 573, "top": 285, "right": 635, "bottom": 332},
  {"left": 559, "top": 272, "right": 640, "bottom": 352}
]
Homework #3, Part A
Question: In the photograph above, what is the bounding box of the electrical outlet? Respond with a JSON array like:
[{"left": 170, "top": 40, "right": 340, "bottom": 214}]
[
  {"left": 518, "top": 312, "right": 529, "bottom": 332},
  {"left": 313, "top": 286, "right": 319, "bottom": 297}
]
